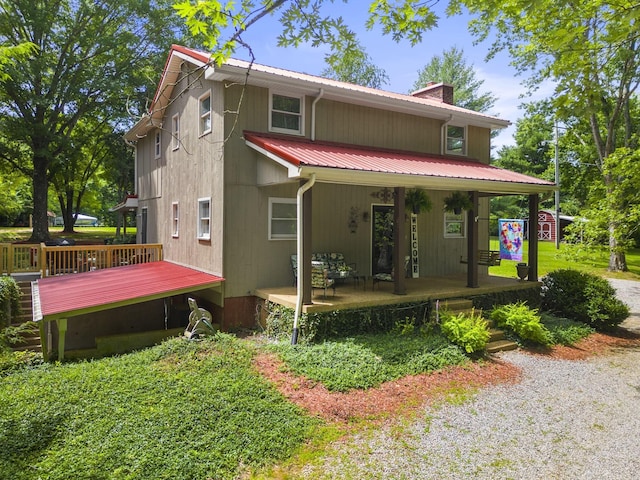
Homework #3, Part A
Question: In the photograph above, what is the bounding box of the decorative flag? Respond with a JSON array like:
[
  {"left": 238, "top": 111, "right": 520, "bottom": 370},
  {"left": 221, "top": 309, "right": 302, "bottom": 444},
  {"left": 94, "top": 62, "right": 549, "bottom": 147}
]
[{"left": 498, "top": 219, "right": 524, "bottom": 261}]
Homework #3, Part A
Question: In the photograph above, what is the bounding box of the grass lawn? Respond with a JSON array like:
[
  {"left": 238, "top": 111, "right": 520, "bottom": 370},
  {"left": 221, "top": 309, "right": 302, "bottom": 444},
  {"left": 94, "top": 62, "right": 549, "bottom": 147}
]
[
  {"left": 0, "top": 226, "right": 135, "bottom": 243},
  {"left": 0, "top": 335, "right": 317, "bottom": 480},
  {"left": 488, "top": 237, "right": 640, "bottom": 280}
]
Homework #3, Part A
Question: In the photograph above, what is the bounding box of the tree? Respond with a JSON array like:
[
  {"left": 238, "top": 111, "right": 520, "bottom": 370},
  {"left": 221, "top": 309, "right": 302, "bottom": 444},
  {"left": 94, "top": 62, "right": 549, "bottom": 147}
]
[
  {"left": 174, "top": 1, "right": 439, "bottom": 65},
  {"left": 451, "top": 0, "right": 640, "bottom": 270},
  {"left": 321, "top": 38, "right": 389, "bottom": 88},
  {"left": 411, "top": 46, "right": 496, "bottom": 112},
  {"left": 0, "top": 0, "right": 186, "bottom": 242}
]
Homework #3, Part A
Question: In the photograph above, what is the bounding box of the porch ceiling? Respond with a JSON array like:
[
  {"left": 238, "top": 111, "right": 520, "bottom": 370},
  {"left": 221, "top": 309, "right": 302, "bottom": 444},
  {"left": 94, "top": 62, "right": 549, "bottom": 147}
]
[{"left": 245, "top": 131, "right": 556, "bottom": 195}]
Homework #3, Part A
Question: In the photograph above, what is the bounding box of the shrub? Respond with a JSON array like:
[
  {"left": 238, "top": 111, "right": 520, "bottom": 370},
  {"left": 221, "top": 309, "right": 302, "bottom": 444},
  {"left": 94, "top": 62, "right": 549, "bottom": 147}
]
[
  {"left": 541, "top": 269, "right": 629, "bottom": 331},
  {"left": 490, "top": 302, "right": 552, "bottom": 346},
  {"left": 0, "top": 276, "right": 21, "bottom": 328},
  {"left": 440, "top": 309, "right": 490, "bottom": 354},
  {"left": 540, "top": 313, "right": 594, "bottom": 346}
]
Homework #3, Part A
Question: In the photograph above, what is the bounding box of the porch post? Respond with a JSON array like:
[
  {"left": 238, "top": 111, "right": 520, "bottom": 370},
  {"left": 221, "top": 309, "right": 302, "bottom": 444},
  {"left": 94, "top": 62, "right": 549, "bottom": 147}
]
[
  {"left": 302, "top": 182, "right": 313, "bottom": 304},
  {"left": 56, "top": 318, "right": 67, "bottom": 361},
  {"left": 528, "top": 194, "right": 539, "bottom": 281},
  {"left": 467, "top": 191, "right": 479, "bottom": 288},
  {"left": 393, "top": 187, "right": 406, "bottom": 295}
]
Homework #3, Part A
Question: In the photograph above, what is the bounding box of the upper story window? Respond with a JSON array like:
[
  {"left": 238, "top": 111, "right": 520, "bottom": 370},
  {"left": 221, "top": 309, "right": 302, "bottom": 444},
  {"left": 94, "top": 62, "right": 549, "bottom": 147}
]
[
  {"left": 154, "top": 130, "right": 161, "bottom": 159},
  {"left": 197, "top": 197, "right": 211, "bottom": 241},
  {"left": 199, "top": 91, "right": 211, "bottom": 136},
  {"left": 269, "top": 92, "right": 304, "bottom": 135},
  {"left": 172, "top": 114, "right": 180, "bottom": 150},
  {"left": 446, "top": 125, "right": 466, "bottom": 155},
  {"left": 444, "top": 212, "right": 466, "bottom": 238},
  {"left": 268, "top": 197, "right": 296, "bottom": 240},
  {"left": 172, "top": 202, "right": 179, "bottom": 238}
]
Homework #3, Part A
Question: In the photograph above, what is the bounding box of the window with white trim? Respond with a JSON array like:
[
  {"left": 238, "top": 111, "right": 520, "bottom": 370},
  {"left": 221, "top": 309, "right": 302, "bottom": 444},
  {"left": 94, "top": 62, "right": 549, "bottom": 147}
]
[
  {"left": 446, "top": 125, "right": 466, "bottom": 155},
  {"left": 154, "top": 130, "right": 161, "bottom": 159},
  {"left": 269, "top": 92, "right": 304, "bottom": 135},
  {"left": 171, "top": 202, "right": 179, "bottom": 238},
  {"left": 269, "top": 197, "right": 296, "bottom": 240},
  {"left": 172, "top": 114, "right": 180, "bottom": 150},
  {"left": 197, "top": 197, "right": 210, "bottom": 240},
  {"left": 444, "top": 212, "right": 466, "bottom": 238},
  {"left": 199, "top": 91, "right": 211, "bottom": 136}
]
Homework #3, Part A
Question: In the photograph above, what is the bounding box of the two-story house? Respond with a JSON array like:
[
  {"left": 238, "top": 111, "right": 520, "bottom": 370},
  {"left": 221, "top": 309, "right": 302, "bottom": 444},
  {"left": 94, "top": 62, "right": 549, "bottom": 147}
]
[{"left": 124, "top": 44, "right": 554, "bottom": 330}]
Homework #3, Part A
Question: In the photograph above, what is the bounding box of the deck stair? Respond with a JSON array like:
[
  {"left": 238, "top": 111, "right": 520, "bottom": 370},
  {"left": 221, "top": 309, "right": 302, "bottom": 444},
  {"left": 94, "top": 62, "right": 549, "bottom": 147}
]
[
  {"left": 9, "top": 281, "right": 41, "bottom": 353},
  {"left": 439, "top": 298, "right": 518, "bottom": 353}
]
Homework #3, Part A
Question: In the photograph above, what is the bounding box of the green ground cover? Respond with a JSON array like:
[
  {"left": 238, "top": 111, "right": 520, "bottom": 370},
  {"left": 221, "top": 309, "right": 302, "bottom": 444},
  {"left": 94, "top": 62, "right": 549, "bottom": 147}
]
[{"left": 0, "top": 334, "right": 316, "bottom": 480}]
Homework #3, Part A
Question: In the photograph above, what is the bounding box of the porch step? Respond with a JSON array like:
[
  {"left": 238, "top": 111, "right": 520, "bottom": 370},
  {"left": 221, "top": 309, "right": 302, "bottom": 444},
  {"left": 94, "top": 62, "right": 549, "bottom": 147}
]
[
  {"left": 8, "top": 282, "right": 40, "bottom": 355},
  {"left": 486, "top": 339, "right": 519, "bottom": 353}
]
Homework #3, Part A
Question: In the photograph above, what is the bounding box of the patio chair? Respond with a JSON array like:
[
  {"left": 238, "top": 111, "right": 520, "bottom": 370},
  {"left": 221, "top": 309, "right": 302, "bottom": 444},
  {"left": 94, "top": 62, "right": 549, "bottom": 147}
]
[
  {"left": 373, "top": 256, "right": 410, "bottom": 289},
  {"left": 311, "top": 260, "right": 335, "bottom": 297}
]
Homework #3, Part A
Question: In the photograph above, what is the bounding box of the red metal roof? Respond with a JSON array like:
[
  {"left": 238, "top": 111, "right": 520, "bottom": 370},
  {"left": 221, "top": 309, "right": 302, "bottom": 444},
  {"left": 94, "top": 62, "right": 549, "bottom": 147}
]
[
  {"left": 244, "top": 131, "right": 555, "bottom": 189},
  {"left": 34, "top": 261, "right": 224, "bottom": 321}
]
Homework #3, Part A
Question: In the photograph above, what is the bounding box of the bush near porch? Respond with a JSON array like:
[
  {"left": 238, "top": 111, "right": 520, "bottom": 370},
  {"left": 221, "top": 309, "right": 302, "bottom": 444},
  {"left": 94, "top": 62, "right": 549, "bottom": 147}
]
[{"left": 264, "top": 286, "right": 542, "bottom": 343}]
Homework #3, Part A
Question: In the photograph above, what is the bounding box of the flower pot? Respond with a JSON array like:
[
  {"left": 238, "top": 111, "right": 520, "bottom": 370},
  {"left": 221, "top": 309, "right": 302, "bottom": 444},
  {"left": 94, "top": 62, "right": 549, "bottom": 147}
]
[{"left": 516, "top": 263, "right": 530, "bottom": 281}]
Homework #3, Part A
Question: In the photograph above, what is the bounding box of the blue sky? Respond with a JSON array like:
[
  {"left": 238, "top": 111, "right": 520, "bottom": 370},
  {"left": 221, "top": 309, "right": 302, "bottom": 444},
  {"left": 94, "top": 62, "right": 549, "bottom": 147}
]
[{"left": 232, "top": 3, "right": 554, "bottom": 151}]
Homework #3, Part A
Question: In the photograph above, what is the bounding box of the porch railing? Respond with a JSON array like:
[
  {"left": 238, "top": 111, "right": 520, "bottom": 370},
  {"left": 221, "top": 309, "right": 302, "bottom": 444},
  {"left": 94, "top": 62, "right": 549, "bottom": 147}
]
[
  {"left": 0, "top": 243, "right": 164, "bottom": 277},
  {"left": 1, "top": 243, "right": 41, "bottom": 275},
  {"left": 39, "top": 243, "right": 163, "bottom": 277}
]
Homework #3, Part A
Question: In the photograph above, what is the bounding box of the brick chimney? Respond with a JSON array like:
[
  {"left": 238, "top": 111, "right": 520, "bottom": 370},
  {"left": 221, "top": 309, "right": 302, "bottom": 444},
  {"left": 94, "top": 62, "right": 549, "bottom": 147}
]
[{"left": 411, "top": 82, "right": 454, "bottom": 105}]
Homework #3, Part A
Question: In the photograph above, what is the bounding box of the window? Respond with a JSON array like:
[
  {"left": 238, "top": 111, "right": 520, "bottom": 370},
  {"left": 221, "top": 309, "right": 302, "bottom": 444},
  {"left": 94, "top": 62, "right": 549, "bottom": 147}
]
[
  {"left": 444, "top": 212, "right": 466, "bottom": 238},
  {"left": 269, "top": 197, "right": 296, "bottom": 240},
  {"left": 199, "top": 91, "right": 211, "bottom": 135},
  {"left": 446, "top": 125, "right": 466, "bottom": 155},
  {"left": 154, "top": 130, "right": 161, "bottom": 159},
  {"left": 269, "top": 92, "right": 304, "bottom": 135},
  {"left": 197, "top": 197, "right": 210, "bottom": 240},
  {"left": 172, "top": 114, "right": 180, "bottom": 150},
  {"left": 171, "top": 202, "right": 179, "bottom": 238}
]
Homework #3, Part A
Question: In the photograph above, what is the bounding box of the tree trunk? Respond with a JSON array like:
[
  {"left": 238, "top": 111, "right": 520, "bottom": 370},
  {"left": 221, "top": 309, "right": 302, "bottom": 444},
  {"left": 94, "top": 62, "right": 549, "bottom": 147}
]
[
  {"left": 28, "top": 156, "right": 51, "bottom": 243},
  {"left": 608, "top": 226, "right": 628, "bottom": 271}
]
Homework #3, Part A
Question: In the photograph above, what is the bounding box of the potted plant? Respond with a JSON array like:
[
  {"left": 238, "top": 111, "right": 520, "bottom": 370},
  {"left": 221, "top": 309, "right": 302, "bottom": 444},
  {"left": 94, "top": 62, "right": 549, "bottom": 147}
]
[
  {"left": 405, "top": 188, "right": 432, "bottom": 215},
  {"left": 516, "top": 262, "right": 530, "bottom": 281},
  {"left": 444, "top": 191, "right": 473, "bottom": 215}
]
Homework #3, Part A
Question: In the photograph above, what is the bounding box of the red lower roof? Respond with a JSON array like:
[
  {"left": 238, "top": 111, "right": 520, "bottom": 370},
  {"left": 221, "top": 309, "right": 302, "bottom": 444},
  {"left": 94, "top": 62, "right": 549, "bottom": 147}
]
[
  {"left": 244, "top": 131, "right": 555, "bottom": 193},
  {"left": 34, "top": 261, "right": 224, "bottom": 321}
]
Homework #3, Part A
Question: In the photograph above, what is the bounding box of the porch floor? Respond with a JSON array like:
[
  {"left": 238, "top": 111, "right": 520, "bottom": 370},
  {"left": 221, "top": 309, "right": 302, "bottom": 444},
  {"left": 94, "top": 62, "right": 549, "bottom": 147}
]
[{"left": 255, "top": 274, "right": 538, "bottom": 313}]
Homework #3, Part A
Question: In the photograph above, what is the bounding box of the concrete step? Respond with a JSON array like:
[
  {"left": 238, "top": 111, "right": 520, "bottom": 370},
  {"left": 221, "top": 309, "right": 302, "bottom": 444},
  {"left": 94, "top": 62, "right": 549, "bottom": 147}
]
[
  {"left": 440, "top": 298, "right": 474, "bottom": 312},
  {"left": 486, "top": 339, "right": 518, "bottom": 353}
]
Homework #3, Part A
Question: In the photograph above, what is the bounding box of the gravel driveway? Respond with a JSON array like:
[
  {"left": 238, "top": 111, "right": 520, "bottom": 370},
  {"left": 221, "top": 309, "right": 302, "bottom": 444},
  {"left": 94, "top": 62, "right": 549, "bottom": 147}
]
[{"left": 300, "top": 279, "right": 640, "bottom": 479}]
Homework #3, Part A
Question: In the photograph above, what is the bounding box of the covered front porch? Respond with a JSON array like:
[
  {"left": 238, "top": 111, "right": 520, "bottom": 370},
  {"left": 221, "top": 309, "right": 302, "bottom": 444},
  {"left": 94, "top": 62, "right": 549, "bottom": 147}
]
[{"left": 256, "top": 273, "right": 537, "bottom": 314}]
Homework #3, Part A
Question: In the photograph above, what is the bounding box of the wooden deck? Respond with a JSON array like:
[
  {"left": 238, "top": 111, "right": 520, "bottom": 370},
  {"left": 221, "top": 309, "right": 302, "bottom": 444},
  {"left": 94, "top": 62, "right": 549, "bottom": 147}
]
[{"left": 256, "top": 274, "right": 538, "bottom": 313}]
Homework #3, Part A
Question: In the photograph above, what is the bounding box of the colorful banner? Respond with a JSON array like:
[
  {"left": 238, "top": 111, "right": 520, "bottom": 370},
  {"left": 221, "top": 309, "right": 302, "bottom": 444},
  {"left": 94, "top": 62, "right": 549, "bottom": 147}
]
[{"left": 499, "top": 219, "right": 524, "bottom": 261}]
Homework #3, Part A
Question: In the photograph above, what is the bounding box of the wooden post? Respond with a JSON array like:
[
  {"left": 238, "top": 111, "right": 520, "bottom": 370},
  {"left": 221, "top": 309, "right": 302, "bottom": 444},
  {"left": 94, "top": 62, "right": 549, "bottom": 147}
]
[
  {"left": 302, "top": 183, "right": 313, "bottom": 305},
  {"left": 528, "top": 194, "right": 539, "bottom": 281},
  {"left": 39, "top": 322, "right": 49, "bottom": 362},
  {"left": 57, "top": 318, "right": 67, "bottom": 361},
  {"left": 393, "top": 187, "right": 406, "bottom": 295},
  {"left": 467, "top": 191, "right": 479, "bottom": 288}
]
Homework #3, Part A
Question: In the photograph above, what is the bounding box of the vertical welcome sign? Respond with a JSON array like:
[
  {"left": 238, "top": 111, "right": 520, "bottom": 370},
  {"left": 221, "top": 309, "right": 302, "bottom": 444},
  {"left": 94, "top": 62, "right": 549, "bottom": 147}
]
[
  {"left": 411, "top": 213, "right": 419, "bottom": 277},
  {"left": 498, "top": 219, "right": 524, "bottom": 261}
]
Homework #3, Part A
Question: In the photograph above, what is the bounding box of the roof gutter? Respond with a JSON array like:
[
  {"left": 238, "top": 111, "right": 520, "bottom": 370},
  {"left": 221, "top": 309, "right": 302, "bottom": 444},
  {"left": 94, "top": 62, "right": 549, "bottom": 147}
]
[
  {"left": 292, "top": 173, "right": 316, "bottom": 345},
  {"left": 311, "top": 88, "right": 324, "bottom": 141}
]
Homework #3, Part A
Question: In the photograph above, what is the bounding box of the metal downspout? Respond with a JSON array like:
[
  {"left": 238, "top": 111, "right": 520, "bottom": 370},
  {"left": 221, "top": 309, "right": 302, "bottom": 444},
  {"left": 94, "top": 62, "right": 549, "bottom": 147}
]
[
  {"left": 311, "top": 89, "right": 324, "bottom": 141},
  {"left": 292, "top": 174, "right": 316, "bottom": 345}
]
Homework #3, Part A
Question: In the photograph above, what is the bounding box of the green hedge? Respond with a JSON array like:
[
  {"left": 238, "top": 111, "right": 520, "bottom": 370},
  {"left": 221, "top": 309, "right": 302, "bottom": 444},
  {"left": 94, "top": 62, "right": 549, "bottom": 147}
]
[
  {"left": 0, "top": 276, "right": 21, "bottom": 328},
  {"left": 264, "top": 300, "right": 433, "bottom": 342}
]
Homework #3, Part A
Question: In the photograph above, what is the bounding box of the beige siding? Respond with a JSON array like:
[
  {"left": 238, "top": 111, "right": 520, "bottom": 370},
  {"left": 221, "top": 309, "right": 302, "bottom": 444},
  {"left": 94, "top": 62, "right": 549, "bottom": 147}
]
[
  {"left": 136, "top": 64, "right": 224, "bottom": 276},
  {"left": 136, "top": 74, "right": 494, "bottom": 300}
]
